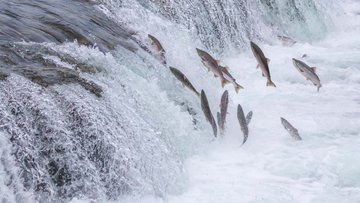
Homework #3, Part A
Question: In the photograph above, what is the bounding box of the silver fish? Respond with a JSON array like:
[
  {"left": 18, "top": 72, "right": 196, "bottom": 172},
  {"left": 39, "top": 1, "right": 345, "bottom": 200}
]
[
  {"left": 201, "top": 90, "right": 217, "bottom": 137},
  {"left": 170, "top": 66, "right": 200, "bottom": 97},
  {"left": 250, "top": 41, "right": 276, "bottom": 87},
  {"left": 245, "top": 111, "right": 253, "bottom": 126},
  {"left": 218, "top": 90, "right": 229, "bottom": 135},
  {"left": 148, "top": 34, "right": 166, "bottom": 65},
  {"left": 280, "top": 117, "right": 302, "bottom": 140},
  {"left": 237, "top": 104, "right": 249, "bottom": 144},
  {"left": 292, "top": 58, "right": 321, "bottom": 91},
  {"left": 219, "top": 66, "right": 244, "bottom": 93},
  {"left": 277, "top": 35, "right": 297, "bottom": 47},
  {"left": 196, "top": 48, "right": 229, "bottom": 87}
]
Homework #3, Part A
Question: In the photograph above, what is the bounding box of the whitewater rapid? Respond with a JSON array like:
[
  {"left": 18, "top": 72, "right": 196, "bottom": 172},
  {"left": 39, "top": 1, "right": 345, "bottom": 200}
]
[
  {"left": 0, "top": 0, "right": 359, "bottom": 202},
  {"left": 115, "top": 1, "right": 360, "bottom": 203}
]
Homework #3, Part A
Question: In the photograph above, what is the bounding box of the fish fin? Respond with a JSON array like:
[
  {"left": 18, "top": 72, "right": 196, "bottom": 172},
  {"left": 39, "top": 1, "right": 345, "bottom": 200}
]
[
  {"left": 266, "top": 80, "right": 276, "bottom": 87},
  {"left": 216, "top": 60, "right": 221, "bottom": 65},
  {"left": 242, "top": 136, "right": 247, "bottom": 145},
  {"left": 317, "top": 84, "right": 321, "bottom": 92},
  {"left": 221, "top": 79, "right": 230, "bottom": 88},
  {"left": 256, "top": 64, "right": 259, "bottom": 69},
  {"left": 224, "top": 66, "right": 230, "bottom": 71},
  {"left": 310, "top": 67, "right": 316, "bottom": 73},
  {"left": 162, "top": 60, "right": 167, "bottom": 66},
  {"left": 214, "top": 74, "right": 218, "bottom": 78},
  {"left": 235, "top": 86, "right": 240, "bottom": 93},
  {"left": 266, "top": 58, "right": 270, "bottom": 63},
  {"left": 234, "top": 84, "right": 244, "bottom": 93},
  {"left": 196, "top": 92, "right": 201, "bottom": 97}
]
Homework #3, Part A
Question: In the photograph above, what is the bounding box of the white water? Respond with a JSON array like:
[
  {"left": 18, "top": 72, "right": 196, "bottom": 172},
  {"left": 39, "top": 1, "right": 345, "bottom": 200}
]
[
  {"left": 110, "top": 0, "right": 360, "bottom": 202},
  {"left": 1, "top": 0, "right": 359, "bottom": 202}
]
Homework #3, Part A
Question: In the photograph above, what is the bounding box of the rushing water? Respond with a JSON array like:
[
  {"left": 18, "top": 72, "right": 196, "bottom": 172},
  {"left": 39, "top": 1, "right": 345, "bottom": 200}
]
[{"left": 0, "top": 0, "right": 359, "bottom": 202}]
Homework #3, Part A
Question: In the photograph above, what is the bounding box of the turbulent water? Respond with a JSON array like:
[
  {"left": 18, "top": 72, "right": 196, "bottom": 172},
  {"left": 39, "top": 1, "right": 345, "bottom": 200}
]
[{"left": 0, "top": 0, "right": 359, "bottom": 202}]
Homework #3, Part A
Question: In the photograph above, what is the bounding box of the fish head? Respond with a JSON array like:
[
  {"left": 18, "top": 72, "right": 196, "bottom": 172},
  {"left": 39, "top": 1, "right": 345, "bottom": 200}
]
[
  {"left": 148, "top": 34, "right": 158, "bottom": 45},
  {"left": 200, "top": 90, "right": 206, "bottom": 103},
  {"left": 250, "top": 41, "right": 256, "bottom": 49},
  {"left": 250, "top": 41, "right": 262, "bottom": 55},
  {"left": 250, "top": 41, "right": 267, "bottom": 65},
  {"left": 292, "top": 58, "right": 305, "bottom": 72},
  {"left": 169, "top": 66, "right": 178, "bottom": 76},
  {"left": 148, "top": 34, "right": 154, "bottom": 40},
  {"left": 292, "top": 58, "right": 300, "bottom": 67},
  {"left": 200, "top": 90, "right": 206, "bottom": 110},
  {"left": 250, "top": 41, "right": 257, "bottom": 54},
  {"left": 222, "top": 90, "right": 229, "bottom": 98},
  {"left": 196, "top": 48, "right": 207, "bottom": 59},
  {"left": 220, "top": 90, "right": 229, "bottom": 111},
  {"left": 280, "top": 117, "right": 290, "bottom": 127},
  {"left": 237, "top": 104, "right": 244, "bottom": 115}
]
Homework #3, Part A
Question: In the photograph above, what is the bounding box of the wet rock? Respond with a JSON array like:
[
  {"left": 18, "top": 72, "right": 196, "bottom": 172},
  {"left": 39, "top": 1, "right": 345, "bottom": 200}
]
[
  {"left": 0, "top": 71, "right": 9, "bottom": 80},
  {"left": 31, "top": 75, "right": 49, "bottom": 87},
  {"left": 77, "top": 78, "right": 103, "bottom": 98}
]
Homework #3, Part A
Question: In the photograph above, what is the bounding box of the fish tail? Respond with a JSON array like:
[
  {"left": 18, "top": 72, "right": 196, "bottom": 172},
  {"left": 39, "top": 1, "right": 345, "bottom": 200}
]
[
  {"left": 234, "top": 84, "right": 244, "bottom": 93},
  {"left": 242, "top": 135, "right": 247, "bottom": 145},
  {"left": 266, "top": 80, "right": 276, "bottom": 87},
  {"left": 212, "top": 121, "right": 218, "bottom": 138}
]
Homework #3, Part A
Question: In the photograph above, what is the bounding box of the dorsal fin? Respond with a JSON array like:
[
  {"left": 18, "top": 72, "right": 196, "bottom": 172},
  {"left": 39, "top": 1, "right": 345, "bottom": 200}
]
[{"left": 310, "top": 67, "right": 316, "bottom": 73}]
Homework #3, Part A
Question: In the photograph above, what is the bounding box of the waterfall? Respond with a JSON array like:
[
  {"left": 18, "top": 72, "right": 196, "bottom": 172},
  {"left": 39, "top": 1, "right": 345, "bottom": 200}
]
[{"left": 1, "top": 0, "right": 354, "bottom": 202}]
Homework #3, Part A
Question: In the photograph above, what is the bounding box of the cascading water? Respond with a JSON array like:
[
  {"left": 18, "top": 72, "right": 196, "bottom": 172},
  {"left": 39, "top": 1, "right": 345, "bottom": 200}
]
[
  {"left": 100, "top": 0, "right": 332, "bottom": 53},
  {"left": 0, "top": 1, "right": 205, "bottom": 202},
  {"left": 1, "top": 0, "right": 359, "bottom": 202}
]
